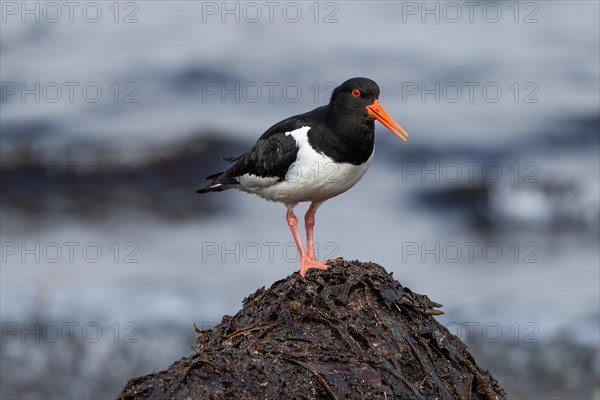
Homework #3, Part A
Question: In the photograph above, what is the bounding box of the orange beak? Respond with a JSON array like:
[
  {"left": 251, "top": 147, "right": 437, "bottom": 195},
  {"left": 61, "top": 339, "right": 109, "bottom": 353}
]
[{"left": 365, "top": 99, "right": 408, "bottom": 141}]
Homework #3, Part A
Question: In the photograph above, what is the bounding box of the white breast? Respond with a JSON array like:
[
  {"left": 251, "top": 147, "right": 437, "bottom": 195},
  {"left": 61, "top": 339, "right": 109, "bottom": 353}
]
[{"left": 238, "top": 126, "right": 373, "bottom": 205}]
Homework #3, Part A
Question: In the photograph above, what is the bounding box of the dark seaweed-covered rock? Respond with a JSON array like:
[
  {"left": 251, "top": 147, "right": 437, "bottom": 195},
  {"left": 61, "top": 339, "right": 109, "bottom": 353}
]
[{"left": 118, "top": 260, "right": 507, "bottom": 400}]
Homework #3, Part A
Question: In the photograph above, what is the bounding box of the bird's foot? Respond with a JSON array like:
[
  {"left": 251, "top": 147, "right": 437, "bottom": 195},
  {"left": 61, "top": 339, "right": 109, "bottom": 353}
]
[{"left": 299, "top": 256, "right": 329, "bottom": 277}]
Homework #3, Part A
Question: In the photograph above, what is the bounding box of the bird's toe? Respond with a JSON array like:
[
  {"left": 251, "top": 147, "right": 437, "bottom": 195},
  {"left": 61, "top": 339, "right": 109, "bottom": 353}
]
[{"left": 299, "top": 257, "right": 329, "bottom": 277}]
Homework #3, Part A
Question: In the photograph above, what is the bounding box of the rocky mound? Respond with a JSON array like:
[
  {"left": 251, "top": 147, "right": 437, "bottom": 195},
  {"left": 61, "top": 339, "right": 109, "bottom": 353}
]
[{"left": 118, "top": 260, "right": 506, "bottom": 400}]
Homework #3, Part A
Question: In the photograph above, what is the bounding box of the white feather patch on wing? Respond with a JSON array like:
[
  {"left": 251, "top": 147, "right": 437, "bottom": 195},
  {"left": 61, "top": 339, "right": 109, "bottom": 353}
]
[{"left": 237, "top": 174, "right": 280, "bottom": 190}]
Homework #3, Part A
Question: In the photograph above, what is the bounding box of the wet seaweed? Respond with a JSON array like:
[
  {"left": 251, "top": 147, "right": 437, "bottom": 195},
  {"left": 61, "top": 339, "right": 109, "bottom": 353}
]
[{"left": 118, "top": 259, "right": 507, "bottom": 400}]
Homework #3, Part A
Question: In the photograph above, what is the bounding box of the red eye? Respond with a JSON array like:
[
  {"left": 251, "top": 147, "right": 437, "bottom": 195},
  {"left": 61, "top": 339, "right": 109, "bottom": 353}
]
[{"left": 352, "top": 89, "right": 361, "bottom": 97}]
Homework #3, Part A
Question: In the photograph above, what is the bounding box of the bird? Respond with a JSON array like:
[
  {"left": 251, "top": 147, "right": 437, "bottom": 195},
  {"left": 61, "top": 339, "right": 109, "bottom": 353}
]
[{"left": 197, "top": 77, "right": 408, "bottom": 277}]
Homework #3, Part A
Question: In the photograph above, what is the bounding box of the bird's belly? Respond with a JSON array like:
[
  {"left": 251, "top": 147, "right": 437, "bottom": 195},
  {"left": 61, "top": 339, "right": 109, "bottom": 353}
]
[{"left": 247, "top": 152, "right": 374, "bottom": 204}]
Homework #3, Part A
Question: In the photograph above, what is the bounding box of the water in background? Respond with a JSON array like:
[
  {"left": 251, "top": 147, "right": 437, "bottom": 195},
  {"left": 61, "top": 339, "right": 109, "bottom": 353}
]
[{"left": 1, "top": 1, "right": 599, "bottom": 398}]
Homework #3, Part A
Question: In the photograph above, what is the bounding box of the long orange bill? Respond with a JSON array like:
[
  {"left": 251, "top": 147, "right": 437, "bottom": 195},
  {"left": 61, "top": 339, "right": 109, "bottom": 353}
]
[{"left": 365, "top": 99, "right": 408, "bottom": 141}]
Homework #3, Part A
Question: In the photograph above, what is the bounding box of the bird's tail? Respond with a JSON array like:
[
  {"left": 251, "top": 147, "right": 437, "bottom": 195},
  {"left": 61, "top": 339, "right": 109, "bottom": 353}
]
[
  {"left": 196, "top": 183, "right": 236, "bottom": 193},
  {"left": 196, "top": 172, "right": 239, "bottom": 193},
  {"left": 197, "top": 153, "right": 246, "bottom": 194}
]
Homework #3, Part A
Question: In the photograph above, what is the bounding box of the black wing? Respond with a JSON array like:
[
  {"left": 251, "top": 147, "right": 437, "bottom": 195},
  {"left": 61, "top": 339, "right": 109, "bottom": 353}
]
[
  {"left": 226, "top": 118, "right": 303, "bottom": 179},
  {"left": 197, "top": 108, "right": 324, "bottom": 193}
]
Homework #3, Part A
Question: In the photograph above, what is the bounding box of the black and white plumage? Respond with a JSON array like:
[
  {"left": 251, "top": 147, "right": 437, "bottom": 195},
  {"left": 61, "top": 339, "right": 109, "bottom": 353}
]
[{"left": 197, "top": 77, "right": 408, "bottom": 276}]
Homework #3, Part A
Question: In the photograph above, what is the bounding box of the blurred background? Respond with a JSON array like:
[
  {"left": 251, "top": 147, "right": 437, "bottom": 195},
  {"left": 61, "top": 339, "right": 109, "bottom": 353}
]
[{"left": 1, "top": 1, "right": 599, "bottom": 398}]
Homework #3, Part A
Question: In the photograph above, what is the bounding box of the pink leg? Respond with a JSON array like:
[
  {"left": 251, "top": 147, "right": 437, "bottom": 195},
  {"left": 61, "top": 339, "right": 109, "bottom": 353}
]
[
  {"left": 286, "top": 206, "right": 305, "bottom": 257},
  {"left": 304, "top": 201, "right": 322, "bottom": 260},
  {"left": 286, "top": 205, "right": 328, "bottom": 277}
]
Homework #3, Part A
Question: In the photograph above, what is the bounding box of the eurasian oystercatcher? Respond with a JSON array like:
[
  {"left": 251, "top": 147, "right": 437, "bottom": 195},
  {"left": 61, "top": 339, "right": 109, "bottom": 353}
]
[{"left": 197, "top": 77, "right": 408, "bottom": 276}]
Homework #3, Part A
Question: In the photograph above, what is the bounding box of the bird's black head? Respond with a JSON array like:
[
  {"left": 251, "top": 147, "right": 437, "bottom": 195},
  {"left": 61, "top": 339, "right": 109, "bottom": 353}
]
[
  {"left": 328, "top": 77, "right": 408, "bottom": 141},
  {"left": 330, "top": 77, "right": 380, "bottom": 113}
]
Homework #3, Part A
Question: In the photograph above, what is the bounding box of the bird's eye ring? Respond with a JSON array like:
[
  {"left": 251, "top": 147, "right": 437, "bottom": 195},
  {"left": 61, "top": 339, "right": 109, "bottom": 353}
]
[{"left": 352, "top": 89, "right": 361, "bottom": 97}]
